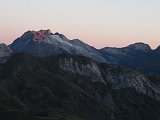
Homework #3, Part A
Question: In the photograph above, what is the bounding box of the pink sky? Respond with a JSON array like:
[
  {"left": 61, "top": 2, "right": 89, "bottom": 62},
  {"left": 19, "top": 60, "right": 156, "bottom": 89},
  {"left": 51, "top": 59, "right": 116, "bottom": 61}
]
[{"left": 1, "top": 0, "right": 160, "bottom": 49}]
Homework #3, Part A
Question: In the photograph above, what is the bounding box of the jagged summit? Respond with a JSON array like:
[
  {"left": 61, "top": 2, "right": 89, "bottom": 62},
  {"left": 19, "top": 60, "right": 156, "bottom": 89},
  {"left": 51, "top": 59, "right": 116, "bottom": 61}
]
[
  {"left": 32, "top": 29, "right": 51, "bottom": 41},
  {"left": 19, "top": 29, "right": 62, "bottom": 41},
  {"left": 8, "top": 29, "right": 160, "bottom": 73},
  {"left": 10, "top": 29, "right": 107, "bottom": 62}
]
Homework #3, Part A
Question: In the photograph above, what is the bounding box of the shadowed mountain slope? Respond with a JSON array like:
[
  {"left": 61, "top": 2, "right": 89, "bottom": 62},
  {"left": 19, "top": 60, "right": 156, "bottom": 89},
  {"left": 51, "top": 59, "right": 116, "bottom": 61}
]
[{"left": 0, "top": 54, "right": 160, "bottom": 120}]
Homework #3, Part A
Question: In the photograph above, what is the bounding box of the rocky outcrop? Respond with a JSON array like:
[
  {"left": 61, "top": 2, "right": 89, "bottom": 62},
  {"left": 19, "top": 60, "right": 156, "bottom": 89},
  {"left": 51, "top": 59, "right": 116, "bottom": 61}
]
[
  {"left": 0, "top": 43, "right": 12, "bottom": 64},
  {"left": 59, "top": 57, "right": 106, "bottom": 84},
  {"left": 32, "top": 29, "right": 51, "bottom": 41},
  {"left": 59, "top": 56, "right": 160, "bottom": 101}
]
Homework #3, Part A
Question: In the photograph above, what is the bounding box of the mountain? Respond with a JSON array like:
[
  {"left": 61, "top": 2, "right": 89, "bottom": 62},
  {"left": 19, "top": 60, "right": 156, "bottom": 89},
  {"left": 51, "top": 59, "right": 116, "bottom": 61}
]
[
  {"left": 100, "top": 43, "right": 160, "bottom": 75},
  {"left": 0, "top": 43, "right": 12, "bottom": 65},
  {"left": 0, "top": 53, "right": 160, "bottom": 120},
  {"left": 10, "top": 30, "right": 160, "bottom": 75},
  {"left": 1, "top": 29, "right": 160, "bottom": 120},
  {"left": 10, "top": 29, "right": 109, "bottom": 63}
]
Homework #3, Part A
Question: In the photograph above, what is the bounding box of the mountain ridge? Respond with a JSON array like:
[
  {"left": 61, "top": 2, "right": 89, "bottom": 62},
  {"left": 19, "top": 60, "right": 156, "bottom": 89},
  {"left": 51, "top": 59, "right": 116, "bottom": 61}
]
[{"left": 1, "top": 29, "right": 160, "bottom": 75}]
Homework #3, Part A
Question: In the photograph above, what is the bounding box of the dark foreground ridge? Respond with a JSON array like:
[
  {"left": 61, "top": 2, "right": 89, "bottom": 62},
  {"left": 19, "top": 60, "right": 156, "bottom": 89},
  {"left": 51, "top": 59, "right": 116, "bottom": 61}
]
[{"left": 0, "top": 53, "right": 160, "bottom": 120}]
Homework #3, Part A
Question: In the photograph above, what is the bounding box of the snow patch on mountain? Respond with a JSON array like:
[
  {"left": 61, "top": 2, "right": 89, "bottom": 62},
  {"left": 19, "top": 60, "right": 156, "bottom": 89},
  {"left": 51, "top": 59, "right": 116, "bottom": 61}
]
[{"left": 50, "top": 35, "right": 73, "bottom": 47}]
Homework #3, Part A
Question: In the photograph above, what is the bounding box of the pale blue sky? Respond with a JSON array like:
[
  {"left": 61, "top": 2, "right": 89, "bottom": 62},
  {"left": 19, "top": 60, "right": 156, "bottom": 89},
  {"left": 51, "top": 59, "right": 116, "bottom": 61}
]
[{"left": 1, "top": 0, "right": 160, "bottom": 48}]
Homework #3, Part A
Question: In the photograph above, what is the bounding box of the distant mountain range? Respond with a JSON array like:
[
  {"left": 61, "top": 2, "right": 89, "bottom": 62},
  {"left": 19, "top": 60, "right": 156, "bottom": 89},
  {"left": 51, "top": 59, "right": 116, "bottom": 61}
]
[
  {"left": 0, "top": 29, "right": 160, "bottom": 120},
  {"left": 100, "top": 43, "right": 160, "bottom": 75}
]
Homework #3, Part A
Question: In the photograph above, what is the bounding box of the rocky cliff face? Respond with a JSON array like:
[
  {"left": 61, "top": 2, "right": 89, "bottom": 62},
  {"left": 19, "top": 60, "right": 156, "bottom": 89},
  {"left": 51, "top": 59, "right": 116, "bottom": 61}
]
[
  {"left": 57, "top": 55, "right": 160, "bottom": 120},
  {"left": 0, "top": 43, "right": 12, "bottom": 64},
  {"left": 59, "top": 56, "right": 160, "bottom": 101},
  {"left": 59, "top": 57, "right": 106, "bottom": 84},
  {"left": 1, "top": 54, "right": 160, "bottom": 120}
]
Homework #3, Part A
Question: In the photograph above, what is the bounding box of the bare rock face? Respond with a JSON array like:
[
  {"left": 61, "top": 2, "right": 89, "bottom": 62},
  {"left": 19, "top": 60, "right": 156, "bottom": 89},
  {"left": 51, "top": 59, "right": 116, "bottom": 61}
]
[
  {"left": 0, "top": 43, "right": 12, "bottom": 64},
  {"left": 100, "top": 65, "right": 160, "bottom": 101},
  {"left": 32, "top": 29, "right": 51, "bottom": 41},
  {"left": 59, "top": 57, "right": 106, "bottom": 84},
  {"left": 59, "top": 56, "right": 160, "bottom": 101}
]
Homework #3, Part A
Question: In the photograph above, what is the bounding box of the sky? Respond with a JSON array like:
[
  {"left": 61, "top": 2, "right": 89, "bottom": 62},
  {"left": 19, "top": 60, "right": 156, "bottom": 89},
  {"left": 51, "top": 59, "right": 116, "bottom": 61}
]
[{"left": 0, "top": 0, "right": 160, "bottom": 49}]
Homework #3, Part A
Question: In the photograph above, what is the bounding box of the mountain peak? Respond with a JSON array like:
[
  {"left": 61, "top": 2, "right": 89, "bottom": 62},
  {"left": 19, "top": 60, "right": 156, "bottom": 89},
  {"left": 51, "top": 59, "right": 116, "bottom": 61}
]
[
  {"left": 127, "top": 42, "right": 151, "bottom": 51},
  {"left": 32, "top": 29, "right": 52, "bottom": 41}
]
